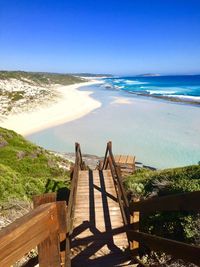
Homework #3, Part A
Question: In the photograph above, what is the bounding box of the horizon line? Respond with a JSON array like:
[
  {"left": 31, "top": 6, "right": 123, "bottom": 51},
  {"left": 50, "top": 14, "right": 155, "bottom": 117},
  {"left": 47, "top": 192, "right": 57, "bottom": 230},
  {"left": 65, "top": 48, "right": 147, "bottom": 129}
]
[{"left": 0, "top": 69, "right": 200, "bottom": 77}]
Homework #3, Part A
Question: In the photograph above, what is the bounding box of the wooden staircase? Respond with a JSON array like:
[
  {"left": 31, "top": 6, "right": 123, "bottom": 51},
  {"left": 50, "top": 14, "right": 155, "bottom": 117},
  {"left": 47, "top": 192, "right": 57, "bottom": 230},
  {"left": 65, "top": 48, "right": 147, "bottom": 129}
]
[
  {"left": 70, "top": 169, "right": 133, "bottom": 266},
  {"left": 1, "top": 141, "right": 200, "bottom": 267}
]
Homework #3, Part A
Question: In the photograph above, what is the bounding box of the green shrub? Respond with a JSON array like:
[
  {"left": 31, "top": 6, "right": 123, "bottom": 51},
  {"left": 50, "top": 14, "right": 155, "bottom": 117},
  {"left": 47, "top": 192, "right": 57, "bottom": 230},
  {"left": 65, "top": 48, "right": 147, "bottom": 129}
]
[
  {"left": 0, "top": 127, "right": 70, "bottom": 205},
  {"left": 125, "top": 165, "right": 200, "bottom": 244}
]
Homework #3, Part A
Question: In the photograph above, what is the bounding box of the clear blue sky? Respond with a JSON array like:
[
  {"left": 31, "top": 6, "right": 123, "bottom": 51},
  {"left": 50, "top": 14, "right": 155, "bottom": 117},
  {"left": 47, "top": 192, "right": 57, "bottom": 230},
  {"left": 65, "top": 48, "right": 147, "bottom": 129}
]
[{"left": 0, "top": 0, "right": 200, "bottom": 75}]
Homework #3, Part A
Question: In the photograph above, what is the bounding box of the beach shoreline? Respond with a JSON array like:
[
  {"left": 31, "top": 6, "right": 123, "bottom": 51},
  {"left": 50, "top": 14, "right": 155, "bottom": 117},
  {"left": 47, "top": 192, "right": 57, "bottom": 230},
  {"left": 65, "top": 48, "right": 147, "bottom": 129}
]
[
  {"left": 0, "top": 79, "right": 103, "bottom": 136},
  {"left": 26, "top": 82, "right": 200, "bottom": 169},
  {"left": 127, "top": 92, "right": 200, "bottom": 106},
  {"left": 104, "top": 75, "right": 200, "bottom": 107}
]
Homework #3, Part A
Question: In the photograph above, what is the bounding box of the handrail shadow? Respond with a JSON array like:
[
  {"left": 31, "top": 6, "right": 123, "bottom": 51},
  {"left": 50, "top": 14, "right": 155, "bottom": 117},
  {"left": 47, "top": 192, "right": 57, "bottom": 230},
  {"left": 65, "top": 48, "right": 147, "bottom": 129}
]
[{"left": 71, "top": 169, "right": 130, "bottom": 266}]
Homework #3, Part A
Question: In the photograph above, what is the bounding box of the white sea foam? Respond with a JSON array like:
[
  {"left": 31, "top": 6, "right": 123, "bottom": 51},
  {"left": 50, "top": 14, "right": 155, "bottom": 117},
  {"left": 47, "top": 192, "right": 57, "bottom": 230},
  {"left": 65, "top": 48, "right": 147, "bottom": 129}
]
[
  {"left": 147, "top": 90, "right": 177, "bottom": 95},
  {"left": 124, "top": 80, "right": 148, "bottom": 85},
  {"left": 113, "top": 79, "right": 124, "bottom": 83},
  {"left": 166, "top": 95, "right": 200, "bottom": 101}
]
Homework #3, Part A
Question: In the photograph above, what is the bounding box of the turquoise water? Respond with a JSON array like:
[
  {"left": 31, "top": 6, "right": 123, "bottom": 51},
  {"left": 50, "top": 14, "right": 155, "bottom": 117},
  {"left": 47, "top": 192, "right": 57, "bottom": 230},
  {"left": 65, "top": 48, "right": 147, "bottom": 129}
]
[
  {"left": 27, "top": 82, "right": 200, "bottom": 169},
  {"left": 104, "top": 75, "right": 200, "bottom": 102}
]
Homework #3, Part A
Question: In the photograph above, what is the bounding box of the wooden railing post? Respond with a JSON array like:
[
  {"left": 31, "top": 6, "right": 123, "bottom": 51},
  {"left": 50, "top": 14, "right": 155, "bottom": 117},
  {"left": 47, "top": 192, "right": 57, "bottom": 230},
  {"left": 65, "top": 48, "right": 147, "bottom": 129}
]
[
  {"left": 65, "top": 142, "right": 85, "bottom": 267},
  {"left": 116, "top": 165, "right": 122, "bottom": 178},
  {"left": 33, "top": 192, "right": 56, "bottom": 208},
  {"left": 130, "top": 197, "right": 140, "bottom": 255},
  {"left": 33, "top": 193, "right": 67, "bottom": 267},
  {"left": 0, "top": 201, "right": 67, "bottom": 267},
  {"left": 101, "top": 142, "right": 130, "bottom": 225},
  {"left": 65, "top": 233, "right": 71, "bottom": 267}
]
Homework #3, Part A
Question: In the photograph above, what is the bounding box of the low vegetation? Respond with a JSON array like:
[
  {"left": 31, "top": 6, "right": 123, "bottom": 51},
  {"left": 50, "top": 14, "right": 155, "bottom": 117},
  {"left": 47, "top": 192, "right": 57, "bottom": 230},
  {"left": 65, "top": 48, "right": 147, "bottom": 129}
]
[
  {"left": 125, "top": 165, "right": 200, "bottom": 199},
  {"left": 125, "top": 165, "right": 200, "bottom": 265},
  {"left": 0, "top": 71, "right": 86, "bottom": 86},
  {"left": 125, "top": 166, "right": 200, "bottom": 266},
  {"left": 0, "top": 127, "right": 71, "bottom": 206}
]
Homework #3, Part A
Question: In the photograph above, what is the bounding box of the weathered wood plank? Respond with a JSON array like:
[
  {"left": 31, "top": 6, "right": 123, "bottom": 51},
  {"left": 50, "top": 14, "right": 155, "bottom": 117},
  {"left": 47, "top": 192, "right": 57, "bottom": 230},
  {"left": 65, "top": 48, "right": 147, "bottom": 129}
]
[
  {"left": 114, "top": 155, "right": 120, "bottom": 163},
  {"left": 114, "top": 154, "right": 135, "bottom": 176},
  {"left": 130, "top": 198, "right": 140, "bottom": 255},
  {"left": 32, "top": 192, "right": 56, "bottom": 208},
  {"left": 126, "top": 155, "right": 135, "bottom": 165},
  {"left": 118, "top": 155, "right": 127, "bottom": 164}
]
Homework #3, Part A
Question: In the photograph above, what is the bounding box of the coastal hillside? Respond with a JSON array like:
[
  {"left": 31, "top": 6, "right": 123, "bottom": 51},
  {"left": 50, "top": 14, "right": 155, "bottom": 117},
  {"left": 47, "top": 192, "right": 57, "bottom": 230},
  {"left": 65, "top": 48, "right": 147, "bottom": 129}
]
[
  {"left": 0, "top": 71, "right": 86, "bottom": 85},
  {"left": 0, "top": 71, "right": 86, "bottom": 116},
  {"left": 0, "top": 127, "right": 70, "bottom": 205}
]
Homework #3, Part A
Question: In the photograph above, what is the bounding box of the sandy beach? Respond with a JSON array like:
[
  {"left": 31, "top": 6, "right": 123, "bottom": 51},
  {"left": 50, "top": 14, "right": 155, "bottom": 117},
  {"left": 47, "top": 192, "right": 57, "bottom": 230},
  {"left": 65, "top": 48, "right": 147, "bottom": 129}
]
[
  {"left": 0, "top": 80, "right": 102, "bottom": 136},
  {"left": 27, "top": 83, "right": 200, "bottom": 169}
]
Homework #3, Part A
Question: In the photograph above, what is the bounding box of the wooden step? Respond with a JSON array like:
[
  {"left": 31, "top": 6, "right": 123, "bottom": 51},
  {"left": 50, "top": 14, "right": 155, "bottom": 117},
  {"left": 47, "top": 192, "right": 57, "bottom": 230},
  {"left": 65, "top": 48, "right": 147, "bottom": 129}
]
[{"left": 71, "top": 169, "right": 130, "bottom": 266}]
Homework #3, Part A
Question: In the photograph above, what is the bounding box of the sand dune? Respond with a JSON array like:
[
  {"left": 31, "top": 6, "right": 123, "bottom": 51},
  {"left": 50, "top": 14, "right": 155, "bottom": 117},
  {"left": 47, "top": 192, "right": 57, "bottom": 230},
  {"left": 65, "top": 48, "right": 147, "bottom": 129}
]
[{"left": 1, "top": 80, "right": 102, "bottom": 136}]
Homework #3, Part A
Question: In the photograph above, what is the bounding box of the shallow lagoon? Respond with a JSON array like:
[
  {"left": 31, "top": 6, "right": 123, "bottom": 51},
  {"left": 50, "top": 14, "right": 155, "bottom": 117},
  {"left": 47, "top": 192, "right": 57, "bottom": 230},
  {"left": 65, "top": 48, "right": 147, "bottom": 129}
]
[{"left": 28, "top": 84, "right": 200, "bottom": 169}]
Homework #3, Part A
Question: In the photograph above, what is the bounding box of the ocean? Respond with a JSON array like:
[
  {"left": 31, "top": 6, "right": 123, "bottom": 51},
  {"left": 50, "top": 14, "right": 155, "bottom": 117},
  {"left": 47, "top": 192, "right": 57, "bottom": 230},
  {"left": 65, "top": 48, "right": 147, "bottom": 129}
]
[
  {"left": 104, "top": 75, "right": 200, "bottom": 102},
  {"left": 27, "top": 76, "right": 200, "bottom": 169}
]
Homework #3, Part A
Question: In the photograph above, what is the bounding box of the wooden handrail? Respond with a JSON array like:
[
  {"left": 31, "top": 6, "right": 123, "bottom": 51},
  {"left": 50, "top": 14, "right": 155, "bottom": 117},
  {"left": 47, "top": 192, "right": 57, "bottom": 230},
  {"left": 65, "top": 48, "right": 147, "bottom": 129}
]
[
  {"left": 101, "top": 141, "right": 130, "bottom": 225},
  {"left": 130, "top": 190, "right": 200, "bottom": 214},
  {"left": 65, "top": 142, "right": 85, "bottom": 267},
  {"left": 0, "top": 201, "right": 67, "bottom": 267},
  {"left": 67, "top": 142, "right": 84, "bottom": 234},
  {"left": 129, "top": 191, "right": 200, "bottom": 265},
  {"left": 102, "top": 141, "right": 110, "bottom": 170},
  {"left": 129, "top": 230, "right": 200, "bottom": 266}
]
